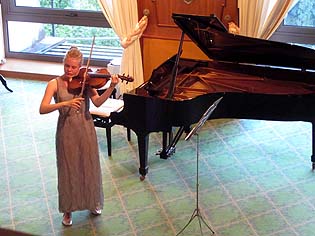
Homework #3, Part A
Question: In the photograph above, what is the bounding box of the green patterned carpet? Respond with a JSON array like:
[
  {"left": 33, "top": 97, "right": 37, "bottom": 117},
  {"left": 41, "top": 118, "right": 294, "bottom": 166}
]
[{"left": 1, "top": 78, "right": 315, "bottom": 236}]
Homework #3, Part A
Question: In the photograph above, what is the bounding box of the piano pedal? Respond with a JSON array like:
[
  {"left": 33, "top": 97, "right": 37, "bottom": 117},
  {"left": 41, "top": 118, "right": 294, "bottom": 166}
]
[
  {"left": 156, "top": 148, "right": 162, "bottom": 155},
  {"left": 157, "top": 149, "right": 169, "bottom": 159},
  {"left": 156, "top": 147, "right": 176, "bottom": 159},
  {"left": 167, "top": 147, "right": 176, "bottom": 157}
]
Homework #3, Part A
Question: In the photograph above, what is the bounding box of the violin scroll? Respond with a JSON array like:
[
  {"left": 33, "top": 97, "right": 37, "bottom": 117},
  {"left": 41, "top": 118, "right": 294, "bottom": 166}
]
[{"left": 117, "top": 73, "right": 134, "bottom": 84}]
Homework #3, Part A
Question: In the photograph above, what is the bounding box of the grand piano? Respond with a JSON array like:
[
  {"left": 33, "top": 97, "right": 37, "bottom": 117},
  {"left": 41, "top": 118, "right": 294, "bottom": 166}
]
[{"left": 110, "top": 13, "right": 315, "bottom": 180}]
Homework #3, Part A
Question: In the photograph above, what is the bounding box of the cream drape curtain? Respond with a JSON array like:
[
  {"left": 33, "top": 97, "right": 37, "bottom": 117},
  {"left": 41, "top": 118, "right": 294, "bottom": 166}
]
[
  {"left": 238, "top": 0, "right": 295, "bottom": 39},
  {"left": 97, "top": 0, "right": 145, "bottom": 94}
]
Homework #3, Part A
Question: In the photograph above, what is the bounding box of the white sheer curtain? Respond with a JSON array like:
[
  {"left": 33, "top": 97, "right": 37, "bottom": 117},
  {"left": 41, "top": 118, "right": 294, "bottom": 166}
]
[
  {"left": 238, "top": 0, "right": 295, "bottom": 39},
  {"left": 97, "top": 0, "right": 146, "bottom": 94}
]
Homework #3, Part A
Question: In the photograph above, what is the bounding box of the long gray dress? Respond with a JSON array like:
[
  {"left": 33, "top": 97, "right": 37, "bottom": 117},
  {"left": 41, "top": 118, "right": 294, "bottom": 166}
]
[{"left": 54, "top": 77, "right": 104, "bottom": 213}]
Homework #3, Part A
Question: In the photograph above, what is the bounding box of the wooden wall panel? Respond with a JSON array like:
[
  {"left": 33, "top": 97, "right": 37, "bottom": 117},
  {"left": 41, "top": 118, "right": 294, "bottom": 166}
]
[
  {"left": 154, "top": 1, "right": 214, "bottom": 27},
  {"left": 142, "top": 38, "right": 209, "bottom": 80},
  {"left": 138, "top": 0, "right": 238, "bottom": 39},
  {"left": 137, "top": 0, "right": 238, "bottom": 80}
]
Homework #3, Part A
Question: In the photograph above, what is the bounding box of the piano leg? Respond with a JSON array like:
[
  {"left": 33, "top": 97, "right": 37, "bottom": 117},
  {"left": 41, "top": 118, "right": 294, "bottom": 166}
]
[
  {"left": 137, "top": 133, "right": 149, "bottom": 180},
  {"left": 312, "top": 122, "right": 315, "bottom": 170}
]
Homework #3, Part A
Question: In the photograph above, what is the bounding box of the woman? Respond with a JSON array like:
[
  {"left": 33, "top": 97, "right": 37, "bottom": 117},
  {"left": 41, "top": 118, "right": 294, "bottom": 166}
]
[{"left": 39, "top": 46, "right": 119, "bottom": 226}]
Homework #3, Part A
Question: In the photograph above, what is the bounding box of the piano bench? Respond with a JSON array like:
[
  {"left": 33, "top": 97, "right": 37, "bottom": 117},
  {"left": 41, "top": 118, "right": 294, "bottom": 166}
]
[{"left": 90, "top": 98, "right": 130, "bottom": 156}]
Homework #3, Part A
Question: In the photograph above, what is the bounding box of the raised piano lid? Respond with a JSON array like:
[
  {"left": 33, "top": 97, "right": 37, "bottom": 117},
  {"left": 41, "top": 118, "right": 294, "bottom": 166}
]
[{"left": 172, "top": 13, "right": 315, "bottom": 71}]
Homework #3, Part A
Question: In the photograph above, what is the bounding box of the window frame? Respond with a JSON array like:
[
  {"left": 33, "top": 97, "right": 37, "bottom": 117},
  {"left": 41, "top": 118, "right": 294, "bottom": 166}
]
[
  {"left": 270, "top": 0, "right": 315, "bottom": 45},
  {"left": 1, "top": 0, "right": 114, "bottom": 65},
  {"left": 271, "top": 23, "right": 315, "bottom": 45}
]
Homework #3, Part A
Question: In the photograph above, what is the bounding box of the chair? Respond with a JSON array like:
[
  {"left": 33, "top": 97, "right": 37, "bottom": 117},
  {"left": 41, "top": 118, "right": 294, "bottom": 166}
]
[{"left": 90, "top": 88, "right": 130, "bottom": 156}]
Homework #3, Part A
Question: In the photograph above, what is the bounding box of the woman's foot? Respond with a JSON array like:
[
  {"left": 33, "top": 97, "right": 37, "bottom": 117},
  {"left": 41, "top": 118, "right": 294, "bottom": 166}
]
[
  {"left": 91, "top": 208, "right": 102, "bottom": 216},
  {"left": 62, "top": 212, "right": 72, "bottom": 226}
]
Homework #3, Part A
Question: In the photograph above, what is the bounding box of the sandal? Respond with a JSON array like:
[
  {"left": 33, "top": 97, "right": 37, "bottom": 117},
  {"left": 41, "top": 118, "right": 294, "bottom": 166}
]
[
  {"left": 91, "top": 208, "right": 102, "bottom": 216},
  {"left": 62, "top": 212, "right": 72, "bottom": 226}
]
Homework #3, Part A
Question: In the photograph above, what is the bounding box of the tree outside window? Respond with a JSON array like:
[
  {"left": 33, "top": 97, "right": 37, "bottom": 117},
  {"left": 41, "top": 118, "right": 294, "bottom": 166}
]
[{"left": 1, "top": 0, "right": 122, "bottom": 66}]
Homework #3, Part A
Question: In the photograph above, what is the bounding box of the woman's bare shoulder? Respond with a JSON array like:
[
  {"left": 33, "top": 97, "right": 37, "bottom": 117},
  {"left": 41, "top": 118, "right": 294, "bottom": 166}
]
[{"left": 45, "top": 77, "right": 59, "bottom": 92}]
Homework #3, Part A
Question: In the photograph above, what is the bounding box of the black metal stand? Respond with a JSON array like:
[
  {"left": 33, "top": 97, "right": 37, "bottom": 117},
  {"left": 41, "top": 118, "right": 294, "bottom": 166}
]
[
  {"left": 176, "top": 133, "right": 215, "bottom": 236},
  {"left": 176, "top": 96, "right": 223, "bottom": 236},
  {"left": 0, "top": 74, "right": 13, "bottom": 92}
]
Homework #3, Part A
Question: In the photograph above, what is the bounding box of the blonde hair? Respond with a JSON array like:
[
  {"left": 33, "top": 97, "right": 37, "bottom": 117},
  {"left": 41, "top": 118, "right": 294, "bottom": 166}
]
[{"left": 63, "top": 46, "right": 84, "bottom": 65}]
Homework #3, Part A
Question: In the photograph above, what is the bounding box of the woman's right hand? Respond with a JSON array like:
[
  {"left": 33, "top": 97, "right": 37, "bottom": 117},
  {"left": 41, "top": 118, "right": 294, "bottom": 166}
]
[{"left": 66, "top": 97, "right": 85, "bottom": 110}]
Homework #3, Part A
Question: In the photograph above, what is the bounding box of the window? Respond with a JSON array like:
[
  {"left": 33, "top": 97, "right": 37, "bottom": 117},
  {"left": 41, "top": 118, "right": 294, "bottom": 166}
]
[
  {"left": 1, "top": 0, "right": 123, "bottom": 66},
  {"left": 271, "top": 0, "right": 315, "bottom": 49}
]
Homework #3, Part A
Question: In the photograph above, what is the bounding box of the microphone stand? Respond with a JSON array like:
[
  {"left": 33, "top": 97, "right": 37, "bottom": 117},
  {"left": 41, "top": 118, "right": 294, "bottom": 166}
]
[{"left": 0, "top": 74, "right": 13, "bottom": 92}]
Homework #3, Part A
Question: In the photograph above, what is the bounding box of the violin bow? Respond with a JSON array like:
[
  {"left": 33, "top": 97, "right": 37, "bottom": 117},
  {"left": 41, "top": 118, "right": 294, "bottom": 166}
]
[{"left": 79, "top": 35, "right": 96, "bottom": 97}]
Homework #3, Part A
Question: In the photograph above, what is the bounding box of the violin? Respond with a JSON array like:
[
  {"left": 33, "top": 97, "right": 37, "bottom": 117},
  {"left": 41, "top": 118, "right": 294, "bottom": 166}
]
[{"left": 68, "top": 67, "right": 134, "bottom": 90}]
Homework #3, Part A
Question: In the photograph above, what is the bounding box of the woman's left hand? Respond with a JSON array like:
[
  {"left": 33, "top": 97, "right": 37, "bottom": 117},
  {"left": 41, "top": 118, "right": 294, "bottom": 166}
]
[{"left": 109, "top": 75, "right": 119, "bottom": 88}]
